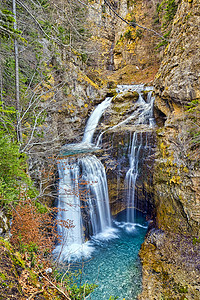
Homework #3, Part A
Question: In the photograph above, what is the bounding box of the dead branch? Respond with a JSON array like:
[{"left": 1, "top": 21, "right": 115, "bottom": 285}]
[{"left": 41, "top": 273, "right": 71, "bottom": 300}]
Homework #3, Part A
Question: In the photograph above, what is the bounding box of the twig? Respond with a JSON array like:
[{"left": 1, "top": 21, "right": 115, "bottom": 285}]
[{"left": 40, "top": 273, "right": 71, "bottom": 300}]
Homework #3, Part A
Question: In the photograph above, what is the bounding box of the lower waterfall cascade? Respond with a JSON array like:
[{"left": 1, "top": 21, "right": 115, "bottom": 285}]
[
  {"left": 54, "top": 84, "right": 155, "bottom": 263},
  {"left": 55, "top": 155, "right": 112, "bottom": 260}
]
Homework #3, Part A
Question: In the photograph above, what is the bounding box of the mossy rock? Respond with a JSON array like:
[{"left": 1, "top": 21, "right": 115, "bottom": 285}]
[
  {"left": 0, "top": 239, "right": 25, "bottom": 299},
  {"left": 107, "top": 81, "right": 117, "bottom": 89},
  {"left": 106, "top": 89, "right": 117, "bottom": 97},
  {"left": 113, "top": 102, "right": 132, "bottom": 114},
  {"left": 113, "top": 91, "right": 139, "bottom": 103}
]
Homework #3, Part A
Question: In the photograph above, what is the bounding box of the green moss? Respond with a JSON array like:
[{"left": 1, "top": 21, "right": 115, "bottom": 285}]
[
  {"left": 113, "top": 103, "right": 131, "bottom": 114},
  {"left": 0, "top": 272, "right": 6, "bottom": 280},
  {"left": 124, "top": 29, "right": 133, "bottom": 40}
]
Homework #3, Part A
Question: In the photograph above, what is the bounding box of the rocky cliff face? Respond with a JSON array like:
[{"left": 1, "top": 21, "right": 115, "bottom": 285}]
[
  {"left": 154, "top": 0, "right": 200, "bottom": 237},
  {"left": 139, "top": 0, "right": 200, "bottom": 299}
]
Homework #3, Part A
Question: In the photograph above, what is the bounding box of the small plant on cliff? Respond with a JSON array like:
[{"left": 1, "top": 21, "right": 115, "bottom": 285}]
[
  {"left": 192, "top": 237, "right": 200, "bottom": 245},
  {"left": 124, "top": 29, "right": 133, "bottom": 40},
  {"left": 157, "top": 0, "right": 178, "bottom": 29}
]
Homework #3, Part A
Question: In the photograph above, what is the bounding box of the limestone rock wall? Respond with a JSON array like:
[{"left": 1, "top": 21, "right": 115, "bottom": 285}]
[
  {"left": 139, "top": 1, "right": 200, "bottom": 299},
  {"left": 153, "top": 0, "right": 200, "bottom": 236}
]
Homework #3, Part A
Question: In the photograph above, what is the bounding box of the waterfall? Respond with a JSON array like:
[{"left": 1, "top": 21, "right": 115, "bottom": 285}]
[
  {"left": 79, "top": 155, "right": 111, "bottom": 233},
  {"left": 125, "top": 88, "right": 155, "bottom": 223},
  {"left": 57, "top": 159, "right": 83, "bottom": 247},
  {"left": 126, "top": 133, "right": 141, "bottom": 222},
  {"left": 55, "top": 84, "right": 155, "bottom": 260},
  {"left": 82, "top": 97, "right": 112, "bottom": 144},
  {"left": 55, "top": 97, "right": 112, "bottom": 261}
]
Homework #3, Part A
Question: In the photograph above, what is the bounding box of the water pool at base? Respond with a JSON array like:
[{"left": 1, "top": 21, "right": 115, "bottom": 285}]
[{"left": 72, "top": 211, "right": 148, "bottom": 300}]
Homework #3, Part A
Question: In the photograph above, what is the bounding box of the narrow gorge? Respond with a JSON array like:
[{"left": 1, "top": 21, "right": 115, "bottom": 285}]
[{"left": 0, "top": 0, "right": 199, "bottom": 299}]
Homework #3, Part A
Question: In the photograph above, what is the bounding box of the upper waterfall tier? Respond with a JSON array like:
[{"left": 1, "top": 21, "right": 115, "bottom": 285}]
[
  {"left": 82, "top": 97, "right": 112, "bottom": 144},
  {"left": 96, "top": 85, "right": 155, "bottom": 147},
  {"left": 60, "top": 97, "right": 112, "bottom": 156}
]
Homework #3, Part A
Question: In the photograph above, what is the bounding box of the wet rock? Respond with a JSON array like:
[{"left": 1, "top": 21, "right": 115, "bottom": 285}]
[
  {"left": 105, "top": 89, "right": 117, "bottom": 97},
  {"left": 107, "top": 81, "right": 117, "bottom": 89},
  {"left": 141, "top": 90, "right": 150, "bottom": 102},
  {"left": 113, "top": 91, "right": 139, "bottom": 103}
]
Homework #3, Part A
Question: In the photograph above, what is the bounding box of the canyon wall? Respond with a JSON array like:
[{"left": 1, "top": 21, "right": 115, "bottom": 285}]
[{"left": 139, "top": 0, "right": 200, "bottom": 299}]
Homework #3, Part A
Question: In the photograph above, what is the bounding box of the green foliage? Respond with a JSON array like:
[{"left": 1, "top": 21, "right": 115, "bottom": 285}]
[
  {"left": 0, "top": 9, "right": 19, "bottom": 39},
  {"left": 154, "top": 16, "right": 160, "bottom": 24},
  {"left": 55, "top": 268, "right": 97, "bottom": 300},
  {"left": 185, "top": 99, "right": 200, "bottom": 112},
  {"left": 155, "top": 39, "right": 168, "bottom": 49},
  {"left": 0, "top": 8, "right": 27, "bottom": 44},
  {"left": 135, "top": 29, "right": 143, "bottom": 39},
  {"left": 38, "top": 0, "right": 49, "bottom": 9},
  {"left": 81, "top": 52, "right": 88, "bottom": 63},
  {"left": 0, "top": 130, "right": 35, "bottom": 207},
  {"left": 0, "top": 102, "right": 16, "bottom": 133},
  {"left": 68, "top": 282, "right": 98, "bottom": 300},
  {"left": 18, "top": 240, "right": 39, "bottom": 267},
  {"left": 164, "top": 0, "right": 178, "bottom": 25},
  {"left": 157, "top": 0, "right": 178, "bottom": 29},
  {"left": 39, "top": 20, "right": 52, "bottom": 34},
  {"left": 109, "top": 296, "right": 119, "bottom": 300},
  {"left": 124, "top": 29, "right": 132, "bottom": 40},
  {"left": 155, "top": 31, "right": 170, "bottom": 49},
  {"left": 192, "top": 237, "right": 200, "bottom": 245},
  {"left": 34, "top": 201, "right": 48, "bottom": 214}
]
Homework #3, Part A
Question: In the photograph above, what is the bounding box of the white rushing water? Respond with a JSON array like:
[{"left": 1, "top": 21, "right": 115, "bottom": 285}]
[
  {"left": 55, "top": 97, "right": 112, "bottom": 261},
  {"left": 124, "top": 86, "right": 155, "bottom": 223},
  {"left": 82, "top": 97, "right": 112, "bottom": 144},
  {"left": 60, "top": 97, "right": 112, "bottom": 156},
  {"left": 96, "top": 85, "right": 154, "bottom": 147},
  {"left": 55, "top": 155, "right": 112, "bottom": 261}
]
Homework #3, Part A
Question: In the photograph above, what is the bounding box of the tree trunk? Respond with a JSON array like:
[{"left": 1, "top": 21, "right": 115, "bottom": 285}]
[{"left": 13, "top": 0, "right": 22, "bottom": 143}]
